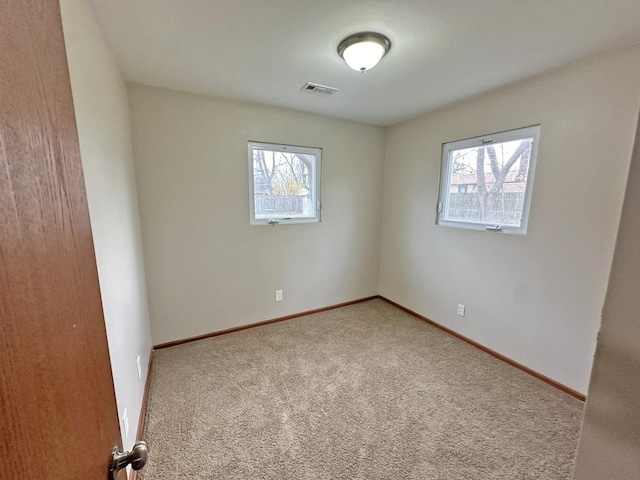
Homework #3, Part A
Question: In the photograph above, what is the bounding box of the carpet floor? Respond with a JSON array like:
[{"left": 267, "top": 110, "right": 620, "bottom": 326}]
[{"left": 138, "top": 299, "right": 583, "bottom": 479}]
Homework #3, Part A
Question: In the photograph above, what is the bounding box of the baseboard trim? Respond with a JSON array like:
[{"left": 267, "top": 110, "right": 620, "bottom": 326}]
[
  {"left": 136, "top": 350, "right": 154, "bottom": 439},
  {"left": 153, "top": 296, "right": 380, "bottom": 350},
  {"left": 151, "top": 294, "right": 585, "bottom": 401},
  {"left": 129, "top": 350, "right": 154, "bottom": 480},
  {"left": 379, "top": 296, "right": 586, "bottom": 402}
]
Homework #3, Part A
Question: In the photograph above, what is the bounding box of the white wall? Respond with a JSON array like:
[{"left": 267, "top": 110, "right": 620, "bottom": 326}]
[
  {"left": 128, "top": 85, "right": 385, "bottom": 345},
  {"left": 379, "top": 48, "right": 640, "bottom": 394},
  {"left": 60, "top": 0, "right": 153, "bottom": 450},
  {"left": 572, "top": 112, "right": 640, "bottom": 479}
]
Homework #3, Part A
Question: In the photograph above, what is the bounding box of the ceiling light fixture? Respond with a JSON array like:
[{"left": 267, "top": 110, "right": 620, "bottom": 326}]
[{"left": 338, "top": 32, "right": 391, "bottom": 73}]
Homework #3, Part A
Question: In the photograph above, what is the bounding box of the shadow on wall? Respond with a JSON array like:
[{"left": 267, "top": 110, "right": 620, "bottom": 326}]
[{"left": 582, "top": 337, "right": 640, "bottom": 445}]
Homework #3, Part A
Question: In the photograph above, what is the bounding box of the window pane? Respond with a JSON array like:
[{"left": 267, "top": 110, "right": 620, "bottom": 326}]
[
  {"left": 443, "top": 137, "right": 533, "bottom": 227},
  {"left": 252, "top": 148, "right": 316, "bottom": 219}
]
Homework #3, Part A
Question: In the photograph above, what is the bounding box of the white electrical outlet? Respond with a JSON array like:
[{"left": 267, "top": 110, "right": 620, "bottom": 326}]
[
  {"left": 275, "top": 290, "right": 283, "bottom": 302},
  {"left": 136, "top": 355, "right": 142, "bottom": 379},
  {"left": 122, "top": 408, "right": 130, "bottom": 440},
  {"left": 457, "top": 304, "right": 466, "bottom": 317}
]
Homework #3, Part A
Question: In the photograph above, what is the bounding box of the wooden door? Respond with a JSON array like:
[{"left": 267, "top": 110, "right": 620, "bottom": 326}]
[{"left": 0, "top": 1, "right": 124, "bottom": 478}]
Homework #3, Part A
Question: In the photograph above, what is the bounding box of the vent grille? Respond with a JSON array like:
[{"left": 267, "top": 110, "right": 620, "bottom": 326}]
[{"left": 301, "top": 82, "right": 338, "bottom": 96}]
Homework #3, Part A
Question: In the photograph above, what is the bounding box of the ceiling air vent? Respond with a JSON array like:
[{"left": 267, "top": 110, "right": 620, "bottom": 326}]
[{"left": 301, "top": 82, "right": 338, "bottom": 96}]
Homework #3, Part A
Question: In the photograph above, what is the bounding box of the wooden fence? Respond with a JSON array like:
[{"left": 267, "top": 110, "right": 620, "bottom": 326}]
[
  {"left": 255, "top": 195, "right": 305, "bottom": 216},
  {"left": 446, "top": 192, "right": 525, "bottom": 223}
]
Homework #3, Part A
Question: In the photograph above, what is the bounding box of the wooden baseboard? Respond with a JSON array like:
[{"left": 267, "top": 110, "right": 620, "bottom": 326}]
[
  {"left": 129, "top": 349, "right": 154, "bottom": 480},
  {"left": 137, "top": 350, "right": 154, "bottom": 439},
  {"left": 152, "top": 295, "right": 585, "bottom": 399},
  {"left": 379, "top": 296, "right": 586, "bottom": 401},
  {"left": 130, "top": 294, "right": 584, "bottom": 477},
  {"left": 153, "top": 296, "right": 380, "bottom": 350}
]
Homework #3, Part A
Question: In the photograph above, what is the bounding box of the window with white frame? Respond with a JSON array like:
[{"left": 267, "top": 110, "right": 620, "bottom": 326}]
[
  {"left": 248, "top": 141, "right": 321, "bottom": 225},
  {"left": 437, "top": 125, "right": 540, "bottom": 234}
]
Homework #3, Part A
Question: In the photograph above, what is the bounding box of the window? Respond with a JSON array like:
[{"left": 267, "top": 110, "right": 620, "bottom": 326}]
[
  {"left": 248, "top": 141, "right": 321, "bottom": 225},
  {"left": 437, "top": 125, "right": 540, "bottom": 234}
]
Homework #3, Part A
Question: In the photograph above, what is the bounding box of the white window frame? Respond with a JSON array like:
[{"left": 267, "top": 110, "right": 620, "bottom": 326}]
[
  {"left": 248, "top": 141, "right": 322, "bottom": 225},
  {"left": 436, "top": 125, "right": 540, "bottom": 235}
]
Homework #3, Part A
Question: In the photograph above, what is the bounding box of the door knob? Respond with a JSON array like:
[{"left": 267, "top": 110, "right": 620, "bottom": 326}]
[{"left": 110, "top": 440, "right": 148, "bottom": 479}]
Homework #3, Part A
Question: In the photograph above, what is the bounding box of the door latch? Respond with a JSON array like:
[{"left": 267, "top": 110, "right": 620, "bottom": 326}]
[{"left": 110, "top": 440, "right": 149, "bottom": 479}]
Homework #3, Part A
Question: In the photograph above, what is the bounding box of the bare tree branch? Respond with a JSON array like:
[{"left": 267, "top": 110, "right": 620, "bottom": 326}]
[
  {"left": 489, "top": 140, "right": 529, "bottom": 194},
  {"left": 486, "top": 145, "right": 501, "bottom": 179},
  {"left": 476, "top": 147, "right": 487, "bottom": 195}
]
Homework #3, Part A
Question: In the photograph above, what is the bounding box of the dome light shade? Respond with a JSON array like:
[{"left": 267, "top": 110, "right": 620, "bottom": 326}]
[{"left": 338, "top": 32, "right": 391, "bottom": 72}]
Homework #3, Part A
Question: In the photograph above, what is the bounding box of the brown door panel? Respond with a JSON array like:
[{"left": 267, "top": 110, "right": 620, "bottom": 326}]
[{"left": 0, "top": 0, "right": 122, "bottom": 478}]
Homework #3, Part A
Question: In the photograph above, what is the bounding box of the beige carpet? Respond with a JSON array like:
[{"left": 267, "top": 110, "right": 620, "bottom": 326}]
[{"left": 138, "top": 299, "right": 583, "bottom": 479}]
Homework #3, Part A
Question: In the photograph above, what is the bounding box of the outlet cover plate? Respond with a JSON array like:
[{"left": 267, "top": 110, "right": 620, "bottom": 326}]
[
  {"left": 275, "top": 290, "right": 283, "bottom": 302},
  {"left": 457, "top": 304, "right": 466, "bottom": 317}
]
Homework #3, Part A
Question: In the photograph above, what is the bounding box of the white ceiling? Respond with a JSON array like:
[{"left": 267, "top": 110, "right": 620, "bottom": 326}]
[{"left": 87, "top": 0, "right": 640, "bottom": 126}]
